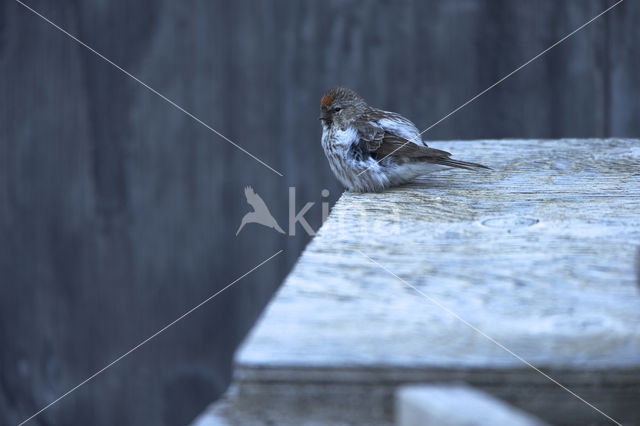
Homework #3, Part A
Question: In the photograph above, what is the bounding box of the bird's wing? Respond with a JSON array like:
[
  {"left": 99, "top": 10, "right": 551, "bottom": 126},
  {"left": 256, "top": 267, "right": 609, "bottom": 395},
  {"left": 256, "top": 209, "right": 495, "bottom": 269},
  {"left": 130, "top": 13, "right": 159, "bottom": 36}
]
[
  {"left": 366, "top": 109, "right": 428, "bottom": 145},
  {"left": 355, "top": 111, "right": 452, "bottom": 162},
  {"left": 355, "top": 112, "right": 491, "bottom": 170},
  {"left": 377, "top": 133, "right": 452, "bottom": 160},
  {"left": 355, "top": 119, "right": 385, "bottom": 152}
]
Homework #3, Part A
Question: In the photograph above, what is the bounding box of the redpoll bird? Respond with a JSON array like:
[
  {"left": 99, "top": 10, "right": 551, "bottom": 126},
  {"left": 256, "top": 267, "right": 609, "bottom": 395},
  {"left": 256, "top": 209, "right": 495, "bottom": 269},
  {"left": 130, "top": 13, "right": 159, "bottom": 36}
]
[{"left": 319, "top": 87, "right": 489, "bottom": 192}]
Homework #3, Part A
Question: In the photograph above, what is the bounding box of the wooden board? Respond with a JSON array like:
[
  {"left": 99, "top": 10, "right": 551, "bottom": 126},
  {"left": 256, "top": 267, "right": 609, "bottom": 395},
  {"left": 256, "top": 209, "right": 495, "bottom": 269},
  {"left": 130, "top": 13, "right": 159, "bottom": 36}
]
[{"left": 200, "top": 138, "right": 640, "bottom": 426}]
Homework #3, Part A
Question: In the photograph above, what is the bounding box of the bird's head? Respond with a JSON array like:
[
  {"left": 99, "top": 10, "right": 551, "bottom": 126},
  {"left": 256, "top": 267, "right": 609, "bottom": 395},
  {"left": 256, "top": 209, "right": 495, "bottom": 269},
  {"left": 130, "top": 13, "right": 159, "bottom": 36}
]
[{"left": 319, "top": 87, "right": 367, "bottom": 128}]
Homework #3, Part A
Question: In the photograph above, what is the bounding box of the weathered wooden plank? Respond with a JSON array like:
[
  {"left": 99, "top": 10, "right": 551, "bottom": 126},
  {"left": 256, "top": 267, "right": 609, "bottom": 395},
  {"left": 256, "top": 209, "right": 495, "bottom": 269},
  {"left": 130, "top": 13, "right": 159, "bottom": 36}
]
[
  {"left": 200, "top": 139, "right": 640, "bottom": 425},
  {"left": 396, "top": 385, "right": 548, "bottom": 426}
]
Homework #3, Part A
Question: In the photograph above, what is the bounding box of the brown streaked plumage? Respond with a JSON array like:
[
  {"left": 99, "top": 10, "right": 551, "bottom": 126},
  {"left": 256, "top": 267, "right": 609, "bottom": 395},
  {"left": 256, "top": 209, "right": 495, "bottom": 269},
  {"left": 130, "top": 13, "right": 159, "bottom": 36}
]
[{"left": 319, "top": 87, "right": 490, "bottom": 192}]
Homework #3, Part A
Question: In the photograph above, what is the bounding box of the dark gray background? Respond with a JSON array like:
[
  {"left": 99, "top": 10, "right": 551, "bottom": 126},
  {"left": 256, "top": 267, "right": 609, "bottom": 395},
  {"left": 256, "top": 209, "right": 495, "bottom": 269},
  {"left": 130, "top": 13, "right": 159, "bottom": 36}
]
[{"left": 1, "top": 1, "right": 638, "bottom": 425}]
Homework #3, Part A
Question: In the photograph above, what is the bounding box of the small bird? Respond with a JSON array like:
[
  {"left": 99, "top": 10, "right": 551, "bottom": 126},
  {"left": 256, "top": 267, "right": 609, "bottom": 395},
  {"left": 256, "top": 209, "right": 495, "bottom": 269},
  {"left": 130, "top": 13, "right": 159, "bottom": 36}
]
[
  {"left": 319, "top": 87, "right": 490, "bottom": 192},
  {"left": 236, "top": 186, "right": 285, "bottom": 235}
]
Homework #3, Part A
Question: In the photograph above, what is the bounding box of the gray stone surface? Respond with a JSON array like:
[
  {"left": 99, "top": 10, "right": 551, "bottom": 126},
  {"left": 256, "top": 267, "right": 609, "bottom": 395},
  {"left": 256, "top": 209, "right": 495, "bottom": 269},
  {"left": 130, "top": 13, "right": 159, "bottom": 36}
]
[
  {"left": 396, "top": 385, "right": 548, "bottom": 426},
  {"left": 196, "top": 139, "right": 640, "bottom": 426}
]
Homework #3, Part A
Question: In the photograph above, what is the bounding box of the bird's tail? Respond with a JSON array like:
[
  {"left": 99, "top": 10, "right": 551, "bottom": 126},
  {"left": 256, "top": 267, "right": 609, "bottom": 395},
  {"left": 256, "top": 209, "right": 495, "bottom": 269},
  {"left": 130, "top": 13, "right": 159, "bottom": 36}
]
[{"left": 436, "top": 157, "right": 491, "bottom": 171}]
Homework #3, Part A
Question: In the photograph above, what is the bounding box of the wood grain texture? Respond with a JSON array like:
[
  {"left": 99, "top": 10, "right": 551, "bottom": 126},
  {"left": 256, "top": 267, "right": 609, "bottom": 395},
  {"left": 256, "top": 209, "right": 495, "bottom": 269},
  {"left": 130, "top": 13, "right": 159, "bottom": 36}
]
[{"left": 201, "top": 139, "right": 640, "bottom": 426}]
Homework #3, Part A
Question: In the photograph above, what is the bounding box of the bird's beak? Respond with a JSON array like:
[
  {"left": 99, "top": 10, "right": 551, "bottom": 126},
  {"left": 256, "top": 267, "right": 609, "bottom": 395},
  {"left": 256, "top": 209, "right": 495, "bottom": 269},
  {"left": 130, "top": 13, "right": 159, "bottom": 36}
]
[{"left": 319, "top": 112, "right": 330, "bottom": 121}]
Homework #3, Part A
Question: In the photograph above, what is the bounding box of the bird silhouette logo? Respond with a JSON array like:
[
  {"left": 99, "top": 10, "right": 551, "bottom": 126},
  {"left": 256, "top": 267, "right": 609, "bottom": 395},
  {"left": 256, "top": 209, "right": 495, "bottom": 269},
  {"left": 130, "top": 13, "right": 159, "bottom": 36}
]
[{"left": 236, "top": 186, "right": 285, "bottom": 236}]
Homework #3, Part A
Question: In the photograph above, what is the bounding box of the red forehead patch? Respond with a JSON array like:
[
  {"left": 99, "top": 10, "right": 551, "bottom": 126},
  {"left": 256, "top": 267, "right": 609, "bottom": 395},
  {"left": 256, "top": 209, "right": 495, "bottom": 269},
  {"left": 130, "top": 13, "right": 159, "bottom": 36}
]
[{"left": 320, "top": 95, "right": 333, "bottom": 106}]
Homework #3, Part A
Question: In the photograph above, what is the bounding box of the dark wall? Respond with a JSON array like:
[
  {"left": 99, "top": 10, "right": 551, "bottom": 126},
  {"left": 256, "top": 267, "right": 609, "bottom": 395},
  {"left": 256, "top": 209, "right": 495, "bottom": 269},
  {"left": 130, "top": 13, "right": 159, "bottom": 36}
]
[{"left": 1, "top": 1, "right": 638, "bottom": 425}]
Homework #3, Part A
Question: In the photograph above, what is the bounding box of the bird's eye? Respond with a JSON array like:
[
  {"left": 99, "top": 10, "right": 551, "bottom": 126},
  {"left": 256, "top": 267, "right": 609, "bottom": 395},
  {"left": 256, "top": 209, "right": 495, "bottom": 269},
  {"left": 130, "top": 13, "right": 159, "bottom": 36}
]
[{"left": 334, "top": 107, "right": 342, "bottom": 113}]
